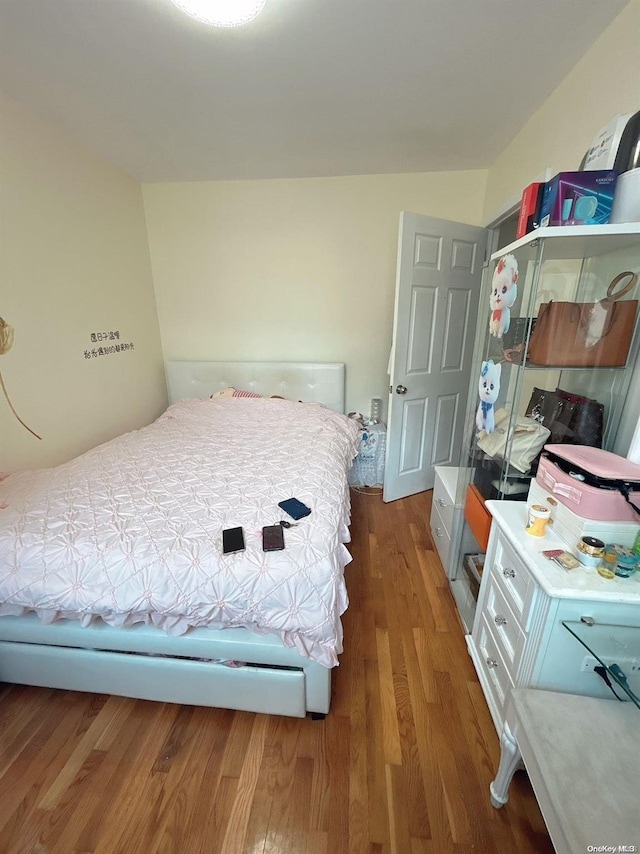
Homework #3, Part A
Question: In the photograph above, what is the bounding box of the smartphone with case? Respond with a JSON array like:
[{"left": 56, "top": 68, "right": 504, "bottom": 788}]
[
  {"left": 277, "top": 498, "right": 311, "bottom": 520},
  {"left": 222, "top": 526, "right": 245, "bottom": 554},
  {"left": 262, "top": 524, "right": 285, "bottom": 552}
]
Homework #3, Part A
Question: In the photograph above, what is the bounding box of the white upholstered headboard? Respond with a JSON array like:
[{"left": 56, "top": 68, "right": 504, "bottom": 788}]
[{"left": 166, "top": 361, "right": 346, "bottom": 413}]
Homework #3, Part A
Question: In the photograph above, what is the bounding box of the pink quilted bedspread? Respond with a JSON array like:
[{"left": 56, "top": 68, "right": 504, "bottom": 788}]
[{"left": 0, "top": 398, "right": 360, "bottom": 667}]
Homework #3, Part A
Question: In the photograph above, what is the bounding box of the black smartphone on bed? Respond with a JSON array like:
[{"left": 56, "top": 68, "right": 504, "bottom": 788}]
[
  {"left": 278, "top": 498, "right": 311, "bottom": 520},
  {"left": 262, "top": 524, "right": 285, "bottom": 552},
  {"left": 222, "top": 526, "right": 245, "bottom": 554}
]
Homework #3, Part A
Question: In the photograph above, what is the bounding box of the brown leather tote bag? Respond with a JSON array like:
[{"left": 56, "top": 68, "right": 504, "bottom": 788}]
[{"left": 527, "top": 272, "right": 638, "bottom": 367}]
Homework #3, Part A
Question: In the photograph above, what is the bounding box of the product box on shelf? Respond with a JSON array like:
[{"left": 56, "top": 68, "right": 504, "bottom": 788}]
[
  {"left": 538, "top": 170, "right": 617, "bottom": 227},
  {"left": 516, "top": 181, "right": 545, "bottom": 239}
]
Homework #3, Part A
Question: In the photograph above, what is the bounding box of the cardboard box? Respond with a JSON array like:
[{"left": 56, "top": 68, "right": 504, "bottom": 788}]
[
  {"left": 516, "top": 181, "right": 544, "bottom": 239},
  {"left": 538, "top": 170, "right": 617, "bottom": 227}
]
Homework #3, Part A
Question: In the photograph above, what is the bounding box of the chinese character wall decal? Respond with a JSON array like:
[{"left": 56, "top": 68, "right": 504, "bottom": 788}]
[{"left": 0, "top": 317, "right": 42, "bottom": 440}]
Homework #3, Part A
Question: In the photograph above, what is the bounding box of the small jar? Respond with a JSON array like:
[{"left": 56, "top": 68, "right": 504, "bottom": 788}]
[
  {"left": 613, "top": 545, "right": 639, "bottom": 578},
  {"left": 598, "top": 547, "right": 618, "bottom": 579},
  {"left": 525, "top": 504, "right": 551, "bottom": 537},
  {"left": 598, "top": 544, "right": 639, "bottom": 579},
  {"left": 576, "top": 536, "right": 605, "bottom": 568}
]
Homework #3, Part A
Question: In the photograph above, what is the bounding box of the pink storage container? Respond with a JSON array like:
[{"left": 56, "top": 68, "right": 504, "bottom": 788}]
[{"left": 535, "top": 454, "right": 640, "bottom": 522}]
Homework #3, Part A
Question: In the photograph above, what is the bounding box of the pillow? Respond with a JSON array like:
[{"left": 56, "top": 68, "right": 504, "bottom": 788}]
[
  {"left": 210, "top": 387, "right": 263, "bottom": 399},
  {"left": 231, "top": 388, "right": 262, "bottom": 398}
]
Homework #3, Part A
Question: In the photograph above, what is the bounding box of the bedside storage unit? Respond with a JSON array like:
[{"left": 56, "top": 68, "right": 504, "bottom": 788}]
[{"left": 468, "top": 500, "right": 640, "bottom": 734}]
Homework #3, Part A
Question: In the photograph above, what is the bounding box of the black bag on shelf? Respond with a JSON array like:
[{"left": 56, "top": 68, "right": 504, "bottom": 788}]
[{"left": 525, "top": 387, "right": 604, "bottom": 448}]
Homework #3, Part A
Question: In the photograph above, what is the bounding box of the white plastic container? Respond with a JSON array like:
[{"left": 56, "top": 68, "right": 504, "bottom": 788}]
[{"left": 528, "top": 479, "right": 639, "bottom": 548}]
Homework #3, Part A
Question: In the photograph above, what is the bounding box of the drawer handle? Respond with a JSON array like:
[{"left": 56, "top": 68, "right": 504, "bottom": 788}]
[
  {"left": 434, "top": 527, "right": 443, "bottom": 538},
  {"left": 486, "top": 657, "right": 499, "bottom": 669},
  {"left": 437, "top": 498, "right": 448, "bottom": 507},
  {"left": 494, "top": 615, "right": 507, "bottom": 627},
  {"left": 502, "top": 568, "right": 516, "bottom": 579}
]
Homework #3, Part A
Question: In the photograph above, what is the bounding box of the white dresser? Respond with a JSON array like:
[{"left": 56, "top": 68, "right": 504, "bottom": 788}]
[
  {"left": 430, "top": 466, "right": 460, "bottom": 574},
  {"left": 431, "top": 466, "right": 481, "bottom": 630},
  {"left": 468, "top": 500, "right": 640, "bottom": 733}
]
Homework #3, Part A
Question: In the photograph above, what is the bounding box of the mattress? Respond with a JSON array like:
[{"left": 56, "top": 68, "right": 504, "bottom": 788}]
[{"left": 0, "top": 398, "right": 361, "bottom": 667}]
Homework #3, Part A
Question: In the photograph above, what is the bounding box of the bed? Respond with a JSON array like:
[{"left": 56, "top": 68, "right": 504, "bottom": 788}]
[{"left": 0, "top": 361, "right": 360, "bottom": 717}]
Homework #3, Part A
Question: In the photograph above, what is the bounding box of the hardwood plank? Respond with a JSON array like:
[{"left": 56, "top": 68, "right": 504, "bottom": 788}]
[
  {"left": 220, "top": 713, "right": 269, "bottom": 854},
  {"left": 0, "top": 691, "right": 106, "bottom": 839},
  {"left": 91, "top": 703, "right": 192, "bottom": 854},
  {"left": 385, "top": 762, "right": 412, "bottom": 854},
  {"left": 364, "top": 658, "right": 390, "bottom": 848},
  {"left": 46, "top": 703, "right": 151, "bottom": 853},
  {"left": 375, "top": 627, "right": 402, "bottom": 767},
  {"left": 38, "top": 694, "right": 136, "bottom": 810},
  {"left": 348, "top": 615, "right": 368, "bottom": 853},
  {"left": 283, "top": 756, "right": 313, "bottom": 854},
  {"left": 0, "top": 490, "right": 554, "bottom": 854}
]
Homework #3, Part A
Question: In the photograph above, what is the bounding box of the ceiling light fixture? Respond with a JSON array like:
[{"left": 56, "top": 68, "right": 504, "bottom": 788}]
[{"left": 171, "top": 0, "right": 267, "bottom": 28}]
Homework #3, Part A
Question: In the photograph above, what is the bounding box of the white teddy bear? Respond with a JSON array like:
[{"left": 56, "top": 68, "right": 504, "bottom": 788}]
[
  {"left": 489, "top": 253, "right": 518, "bottom": 338},
  {"left": 476, "top": 360, "right": 502, "bottom": 434}
]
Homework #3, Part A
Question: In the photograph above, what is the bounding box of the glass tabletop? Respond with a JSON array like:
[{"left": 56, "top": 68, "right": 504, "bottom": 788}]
[{"left": 562, "top": 619, "right": 640, "bottom": 710}]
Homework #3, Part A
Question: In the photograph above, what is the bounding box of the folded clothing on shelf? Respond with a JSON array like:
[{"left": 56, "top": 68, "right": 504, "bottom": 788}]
[{"left": 476, "top": 408, "right": 550, "bottom": 473}]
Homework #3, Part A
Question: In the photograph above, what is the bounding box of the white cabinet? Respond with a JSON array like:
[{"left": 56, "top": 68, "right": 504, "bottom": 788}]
[
  {"left": 468, "top": 500, "right": 640, "bottom": 733},
  {"left": 430, "top": 466, "right": 459, "bottom": 573},
  {"left": 431, "top": 466, "right": 478, "bottom": 630}
]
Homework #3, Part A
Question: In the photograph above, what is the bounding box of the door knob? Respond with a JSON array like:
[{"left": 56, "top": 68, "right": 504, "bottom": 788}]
[{"left": 395, "top": 384, "right": 407, "bottom": 395}]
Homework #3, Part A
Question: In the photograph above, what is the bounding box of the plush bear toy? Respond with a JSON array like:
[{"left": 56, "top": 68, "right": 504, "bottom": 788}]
[
  {"left": 489, "top": 253, "right": 518, "bottom": 338},
  {"left": 476, "top": 360, "right": 502, "bottom": 434}
]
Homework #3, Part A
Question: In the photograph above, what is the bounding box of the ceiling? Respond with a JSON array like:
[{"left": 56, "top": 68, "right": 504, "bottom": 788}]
[{"left": 0, "top": 0, "right": 630, "bottom": 182}]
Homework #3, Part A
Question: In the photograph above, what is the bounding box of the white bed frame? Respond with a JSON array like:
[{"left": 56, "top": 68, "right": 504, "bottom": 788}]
[
  {"left": 0, "top": 361, "right": 348, "bottom": 718},
  {"left": 165, "top": 360, "right": 345, "bottom": 413}
]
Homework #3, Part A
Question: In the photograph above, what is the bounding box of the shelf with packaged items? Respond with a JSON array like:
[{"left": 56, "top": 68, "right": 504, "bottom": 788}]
[{"left": 498, "top": 222, "right": 640, "bottom": 259}]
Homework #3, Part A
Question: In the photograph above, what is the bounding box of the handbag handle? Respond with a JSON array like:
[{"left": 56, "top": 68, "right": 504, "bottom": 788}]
[
  {"left": 604, "top": 271, "right": 638, "bottom": 303},
  {"left": 588, "top": 271, "right": 639, "bottom": 338}
]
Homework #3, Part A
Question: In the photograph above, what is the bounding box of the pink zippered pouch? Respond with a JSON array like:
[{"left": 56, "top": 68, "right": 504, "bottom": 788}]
[{"left": 544, "top": 444, "right": 640, "bottom": 481}]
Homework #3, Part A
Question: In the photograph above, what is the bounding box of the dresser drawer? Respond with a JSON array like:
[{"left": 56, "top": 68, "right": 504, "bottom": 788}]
[
  {"left": 475, "top": 614, "right": 514, "bottom": 715},
  {"left": 430, "top": 500, "right": 451, "bottom": 571},
  {"left": 432, "top": 473, "right": 456, "bottom": 538},
  {"left": 484, "top": 574, "right": 525, "bottom": 677},
  {"left": 491, "top": 532, "right": 532, "bottom": 624}
]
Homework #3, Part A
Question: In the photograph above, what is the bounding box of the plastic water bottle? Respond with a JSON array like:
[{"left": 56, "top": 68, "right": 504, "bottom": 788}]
[{"left": 369, "top": 398, "right": 382, "bottom": 424}]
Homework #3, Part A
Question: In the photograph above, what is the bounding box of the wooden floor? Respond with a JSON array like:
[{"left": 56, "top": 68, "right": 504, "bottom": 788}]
[{"left": 0, "top": 490, "right": 553, "bottom": 854}]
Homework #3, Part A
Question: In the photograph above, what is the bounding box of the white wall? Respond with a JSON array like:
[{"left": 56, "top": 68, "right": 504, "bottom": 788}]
[
  {"left": 483, "top": 0, "right": 640, "bottom": 224},
  {"left": 0, "top": 91, "right": 167, "bottom": 471},
  {"left": 143, "top": 171, "right": 487, "bottom": 419}
]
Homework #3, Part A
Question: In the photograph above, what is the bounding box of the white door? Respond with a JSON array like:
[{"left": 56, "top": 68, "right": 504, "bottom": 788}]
[{"left": 383, "top": 212, "right": 487, "bottom": 502}]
